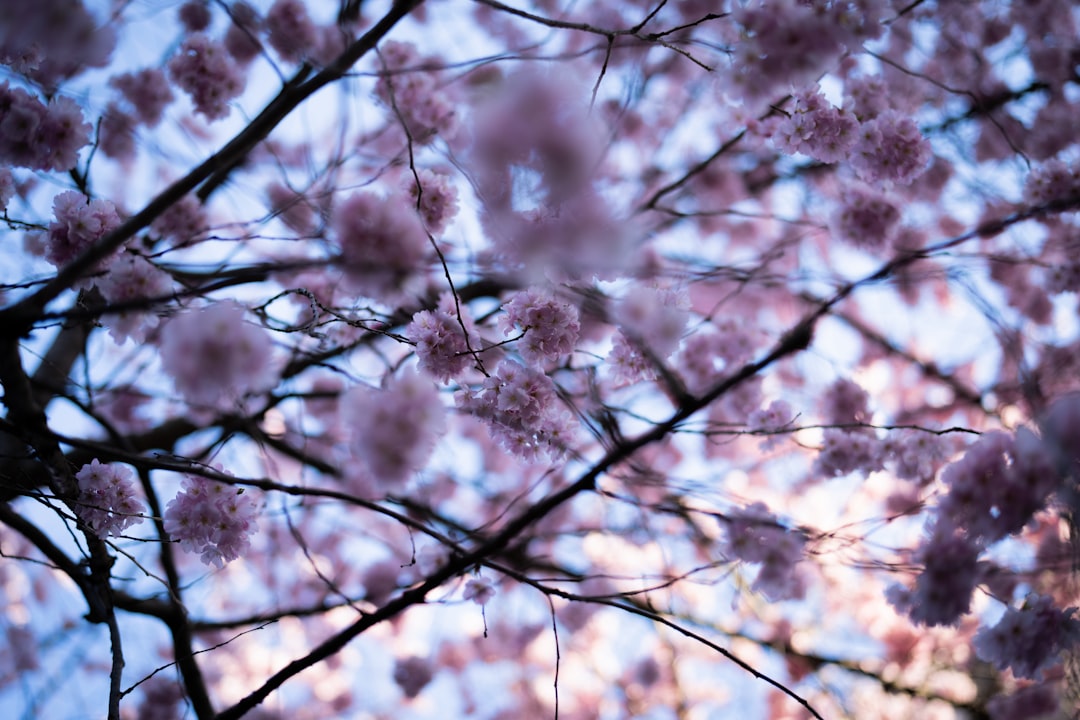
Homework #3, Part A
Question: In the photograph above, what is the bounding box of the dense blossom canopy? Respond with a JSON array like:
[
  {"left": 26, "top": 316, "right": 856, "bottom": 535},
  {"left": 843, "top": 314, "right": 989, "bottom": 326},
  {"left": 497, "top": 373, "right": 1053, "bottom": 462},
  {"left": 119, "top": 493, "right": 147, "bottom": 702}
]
[{"left": 1, "top": 1, "right": 1080, "bottom": 719}]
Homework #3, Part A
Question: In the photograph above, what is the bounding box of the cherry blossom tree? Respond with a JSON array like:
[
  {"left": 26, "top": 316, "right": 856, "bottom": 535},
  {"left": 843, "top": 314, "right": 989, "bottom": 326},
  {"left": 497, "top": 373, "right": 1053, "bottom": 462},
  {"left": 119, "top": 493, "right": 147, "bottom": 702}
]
[{"left": 1, "top": 1, "right": 1079, "bottom": 718}]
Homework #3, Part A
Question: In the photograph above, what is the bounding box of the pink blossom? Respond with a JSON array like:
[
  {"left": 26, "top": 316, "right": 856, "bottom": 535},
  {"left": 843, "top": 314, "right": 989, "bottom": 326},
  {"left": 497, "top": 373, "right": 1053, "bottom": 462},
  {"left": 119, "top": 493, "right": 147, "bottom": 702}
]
[
  {"left": 851, "top": 111, "right": 932, "bottom": 185},
  {"left": 832, "top": 186, "right": 902, "bottom": 250},
  {"left": 774, "top": 89, "right": 860, "bottom": 164},
  {"left": 178, "top": 1, "right": 212, "bottom": 33},
  {"left": 46, "top": 190, "right": 122, "bottom": 269},
  {"left": 110, "top": 69, "right": 174, "bottom": 127},
  {"left": 614, "top": 286, "right": 688, "bottom": 361},
  {"left": 0, "top": 0, "right": 115, "bottom": 85},
  {"left": 888, "top": 527, "right": 981, "bottom": 626},
  {"left": 95, "top": 253, "right": 174, "bottom": 343},
  {"left": 340, "top": 368, "right": 446, "bottom": 488},
  {"left": 168, "top": 34, "right": 245, "bottom": 121},
  {"left": 407, "top": 307, "right": 473, "bottom": 383},
  {"left": 938, "top": 428, "right": 1060, "bottom": 543},
  {"left": 375, "top": 41, "right": 458, "bottom": 143},
  {"left": 464, "top": 576, "right": 496, "bottom": 605},
  {"left": 163, "top": 473, "right": 258, "bottom": 568},
  {"left": 98, "top": 104, "right": 136, "bottom": 162},
  {"left": 332, "top": 191, "right": 430, "bottom": 301},
  {"left": 159, "top": 302, "right": 277, "bottom": 411},
  {"left": 973, "top": 595, "right": 1080, "bottom": 679},
  {"left": 500, "top": 288, "right": 580, "bottom": 366},
  {"left": 407, "top": 168, "right": 459, "bottom": 234},
  {"left": 456, "top": 360, "right": 575, "bottom": 461},
  {"left": 1024, "top": 159, "right": 1080, "bottom": 206},
  {"left": 266, "top": 0, "right": 317, "bottom": 64},
  {"left": 223, "top": 2, "right": 263, "bottom": 64},
  {"left": 722, "top": 503, "right": 807, "bottom": 601},
  {"left": 75, "top": 460, "right": 144, "bottom": 538},
  {"left": 393, "top": 656, "right": 434, "bottom": 699},
  {"left": 150, "top": 194, "right": 206, "bottom": 246},
  {"left": 0, "top": 84, "right": 91, "bottom": 171}
]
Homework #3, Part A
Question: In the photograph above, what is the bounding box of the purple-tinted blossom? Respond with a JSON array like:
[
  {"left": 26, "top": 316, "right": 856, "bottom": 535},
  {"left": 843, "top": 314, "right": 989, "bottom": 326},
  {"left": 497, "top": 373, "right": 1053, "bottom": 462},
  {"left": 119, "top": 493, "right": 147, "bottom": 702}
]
[
  {"left": 168, "top": 34, "right": 244, "bottom": 121},
  {"left": 46, "top": 191, "right": 122, "bottom": 269},
  {"left": 974, "top": 595, "right": 1080, "bottom": 679},
  {"left": 75, "top": 460, "right": 144, "bottom": 537},
  {"left": 163, "top": 473, "right": 258, "bottom": 568},
  {"left": 500, "top": 288, "right": 580, "bottom": 366}
]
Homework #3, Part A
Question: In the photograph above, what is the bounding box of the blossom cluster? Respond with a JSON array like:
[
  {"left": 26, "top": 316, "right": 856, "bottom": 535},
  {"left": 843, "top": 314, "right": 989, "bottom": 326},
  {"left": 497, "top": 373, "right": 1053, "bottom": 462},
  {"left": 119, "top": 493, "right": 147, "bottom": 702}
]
[
  {"left": 408, "top": 168, "right": 459, "bottom": 235},
  {"left": 850, "top": 111, "right": 932, "bottom": 185},
  {"left": 472, "top": 71, "right": 631, "bottom": 282},
  {"left": 677, "top": 321, "right": 757, "bottom": 394},
  {"left": 46, "top": 191, "right": 122, "bottom": 269},
  {"left": 456, "top": 360, "right": 575, "bottom": 461},
  {"left": 500, "top": 289, "right": 580, "bottom": 367},
  {"left": 0, "top": 0, "right": 114, "bottom": 85},
  {"left": 75, "top": 460, "right": 144, "bottom": 538},
  {"left": 0, "top": 83, "right": 91, "bottom": 172},
  {"left": 149, "top": 195, "right": 206, "bottom": 246},
  {"left": 341, "top": 369, "right": 446, "bottom": 489},
  {"left": 266, "top": 0, "right": 318, "bottom": 64},
  {"left": 890, "top": 397, "right": 1078, "bottom": 627},
  {"left": 163, "top": 474, "right": 258, "bottom": 568},
  {"left": 774, "top": 89, "right": 860, "bottom": 164},
  {"left": 938, "top": 429, "right": 1058, "bottom": 542},
  {"left": 407, "top": 306, "right": 474, "bottom": 384},
  {"left": 973, "top": 595, "right": 1080, "bottom": 679},
  {"left": 832, "top": 186, "right": 902, "bottom": 250},
  {"left": 168, "top": 34, "right": 244, "bottom": 121},
  {"left": 95, "top": 253, "right": 174, "bottom": 343},
  {"left": 159, "top": 302, "right": 276, "bottom": 411},
  {"left": 728, "top": 0, "right": 886, "bottom": 108},
  {"left": 773, "top": 89, "right": 930, "bottom": 185},
  {"left": 332, "top": 191, "right": 429, "bottom": 301},
  {"left": 721, "top": 503, "right": 807, "bottom": 601},
  {"left": 1024, "top": 158, "right": 1080, "bottom": 205},
  {"left": 375, "top": 41, "right": 458, "bottom": 143}
]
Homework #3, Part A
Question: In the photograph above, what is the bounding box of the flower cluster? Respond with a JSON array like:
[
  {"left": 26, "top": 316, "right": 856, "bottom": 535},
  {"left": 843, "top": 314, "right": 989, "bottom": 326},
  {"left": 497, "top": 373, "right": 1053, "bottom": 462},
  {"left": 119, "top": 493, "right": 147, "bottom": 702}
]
[
  {"left": 159, "top": 302, "right": 276, "bottom": 411},
  {"left": 0, "top": 83, "right": 91, "bottom": 171},
  {"left": 722, "top": 503, "right": 807, "bottom": 601},
  {"left": 774, "top": 89, "right": 859, "bottom": 164},
  {"left": 150, "top": 195, "right": 206, "bottom": 246},
  {"left": 408, "top": 307, "right": 474, "bottom": 384},
  {"left": 0, "top": 0, "right": 114, "bottom": 84},
  {"left": 75, "top": 460, "right": 144, "bottom": 538},
  {"left": 727, "top": 0, "right": 886, "bottom": 108},
  {"left": 463, "top": 576, "right": 497, "bottom": 606},
  {"left": 111, "top": 69, "right": 174, "bottom": 127},
  {"left": 341, "top": 369, "right": 446, "bottom": 489},
  {"left": 615, "top": 287, "right": 688, "bottom": 361},
  {"left": 375, "top": 41, "right": 457, "bottom": 143},
  {"left": 456, "top": 360, "right": 575, "bottom": 461},
  {"left": 393, "top": 656, "right": 434, "bottom": 699},
  {"left": 408, "top": 168, "right": 459, "bottom": 235},
  {"left": 938, "top": 429, "right": 1059, "bottom": 543},
  {"left": 46, "top": 191, "right": 122, "bottom": 269},
  {"left": 1024, "top": 158, "right": 1080, "bottom": 205},
  {"left": 851, "top": 111, "right": 932, "bottom": 185},
  {"left": 332, "top": 191, "right": 429, "bottom": 301},
  {"left": 973, "top": 595, "right": 1080, "bottom": 679},
  {"left": 163, "top": 474, "right": 258, "bottom": 568},
  {"left": 815, "top": 429, "right": 885, "bottom": 478},
  {"left": 500, "top": 289, "right": 580, "bottom": 366},
  {"left": 832, "top": 186, "right": 902, "bottom": 250},
  {"left": 886, "top": 526, "right": 981, "bottom": 626},
  {"left": 223, "top": 2, "right": 263, "bottom": 64},
  {"left": 168, "top": 34, "right": 244, "bottom": 121},
  {"left": 95, "top": 253, "right": 174, "bottom": 343},
  {"left": 677, "top": 321, "right": 757, "bottom": 394},
  {"left": 266, "top": 0, "right": 317, "bottom": 64}
]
